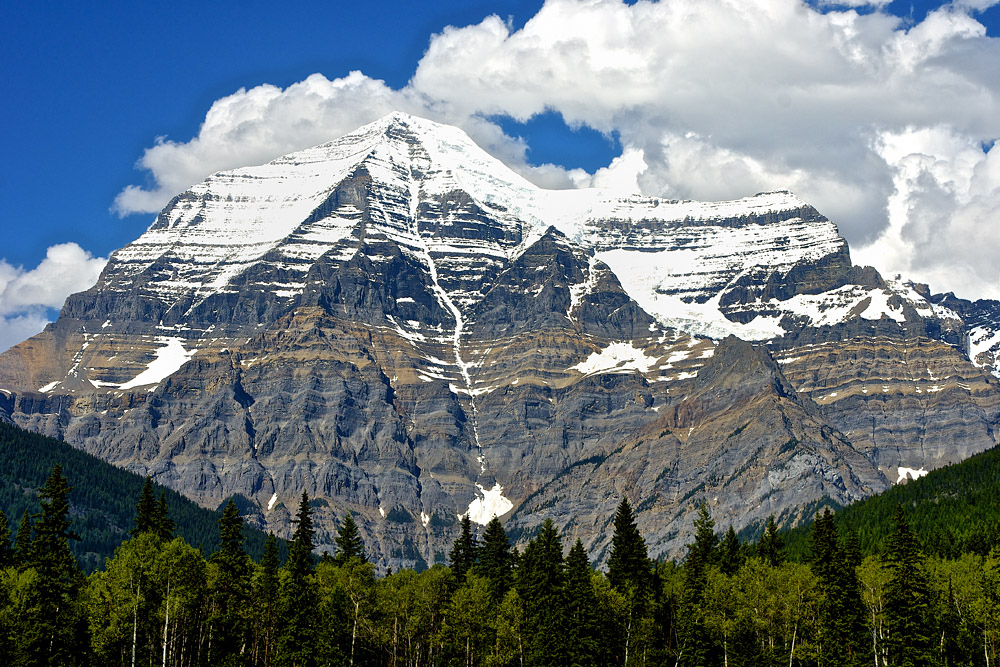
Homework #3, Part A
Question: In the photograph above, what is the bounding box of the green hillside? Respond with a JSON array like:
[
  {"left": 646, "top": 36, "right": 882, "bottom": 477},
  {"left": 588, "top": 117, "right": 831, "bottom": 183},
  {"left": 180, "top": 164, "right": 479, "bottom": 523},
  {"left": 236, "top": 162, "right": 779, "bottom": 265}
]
[
  {"left": 784, "top": 445, "right": 1000, "bottom": 560},
  {"left": 0, "top": 421, "right": 281, "bottom": 571}
]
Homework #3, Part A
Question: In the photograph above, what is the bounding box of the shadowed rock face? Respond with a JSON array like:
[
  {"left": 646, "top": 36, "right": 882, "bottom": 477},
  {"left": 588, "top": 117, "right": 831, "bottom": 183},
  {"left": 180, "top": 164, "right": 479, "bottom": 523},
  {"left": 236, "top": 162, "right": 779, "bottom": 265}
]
[{"left": 0, "top": 113, "right": 997, "bottom": 566}]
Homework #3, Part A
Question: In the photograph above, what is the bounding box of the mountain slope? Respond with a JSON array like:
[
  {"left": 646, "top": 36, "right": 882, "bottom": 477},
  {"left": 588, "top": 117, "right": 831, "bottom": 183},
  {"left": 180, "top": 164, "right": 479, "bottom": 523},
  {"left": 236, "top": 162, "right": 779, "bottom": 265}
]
[{"left": 0, "top": 421, "right": 279, "bottom": 572}]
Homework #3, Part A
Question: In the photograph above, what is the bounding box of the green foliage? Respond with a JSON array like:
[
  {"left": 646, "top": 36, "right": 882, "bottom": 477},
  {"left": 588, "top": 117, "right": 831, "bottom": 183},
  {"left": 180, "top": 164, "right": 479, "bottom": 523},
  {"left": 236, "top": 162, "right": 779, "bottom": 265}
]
[
  {"left": 785, "top": 444, "right": 1000, "bottom": 560},
  {"left": 334, "top": 511, "right": 367, "bottom": 567},
  {"left": 448, "top": 513, "right": 478, "bottom": 581},
  {"left": 884, "top": 506, "right": 935, "bottom": 667}
]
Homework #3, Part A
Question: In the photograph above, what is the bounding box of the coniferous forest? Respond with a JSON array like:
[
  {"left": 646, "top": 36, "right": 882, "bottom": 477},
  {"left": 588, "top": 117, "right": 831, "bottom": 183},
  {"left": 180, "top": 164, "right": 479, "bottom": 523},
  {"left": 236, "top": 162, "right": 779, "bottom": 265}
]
[{"left": 4, "top": 423, "right": 1000, "bottom": 665}]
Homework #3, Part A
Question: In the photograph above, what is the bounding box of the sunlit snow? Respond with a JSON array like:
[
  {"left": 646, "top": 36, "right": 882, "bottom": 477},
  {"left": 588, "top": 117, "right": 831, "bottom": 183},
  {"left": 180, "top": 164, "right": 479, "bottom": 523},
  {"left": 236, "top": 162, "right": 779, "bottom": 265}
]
[
  {"left": 569, "top": 342, "right": 660, "bottom": 376},
  {"left": 466, "top": 483, "right": 513, "bottom": 525},
  {"left": 118, "top": 337, "right": 195, "bottom": 390},
  {"left": 896, "top": 467, "right": 929, "bottom": 484}
]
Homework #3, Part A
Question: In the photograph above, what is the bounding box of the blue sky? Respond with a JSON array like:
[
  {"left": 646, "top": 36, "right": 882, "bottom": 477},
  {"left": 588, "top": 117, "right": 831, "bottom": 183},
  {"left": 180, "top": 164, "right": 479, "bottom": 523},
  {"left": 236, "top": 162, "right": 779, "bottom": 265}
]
[{"left": 2, "top": 0, "right": 999, "bottom": 351}]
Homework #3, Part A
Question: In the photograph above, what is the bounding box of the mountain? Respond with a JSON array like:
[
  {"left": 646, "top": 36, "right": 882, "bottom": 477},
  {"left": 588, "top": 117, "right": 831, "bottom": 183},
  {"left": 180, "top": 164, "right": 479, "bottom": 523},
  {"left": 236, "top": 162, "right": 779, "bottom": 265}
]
[{"left": 0, "top": 112, "right": 997, "bottom": 567}]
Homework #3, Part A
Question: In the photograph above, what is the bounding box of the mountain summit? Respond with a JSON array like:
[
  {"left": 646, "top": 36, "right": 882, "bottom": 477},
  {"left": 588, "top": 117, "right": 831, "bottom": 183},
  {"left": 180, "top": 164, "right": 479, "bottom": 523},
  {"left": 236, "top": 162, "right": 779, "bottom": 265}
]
[{"left": 1, "top": 112, "right": 998, "bottom": 567}]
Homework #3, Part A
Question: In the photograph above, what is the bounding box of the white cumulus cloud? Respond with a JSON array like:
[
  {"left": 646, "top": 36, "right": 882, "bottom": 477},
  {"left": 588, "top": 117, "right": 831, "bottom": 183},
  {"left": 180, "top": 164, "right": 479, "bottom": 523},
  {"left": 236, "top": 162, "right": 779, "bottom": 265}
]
[
  {"left": 0, "top": 243, "right": 108, "bottom": 353},
  {"left": 112, "top": 0, "right": 1000, "bottom": 299}
]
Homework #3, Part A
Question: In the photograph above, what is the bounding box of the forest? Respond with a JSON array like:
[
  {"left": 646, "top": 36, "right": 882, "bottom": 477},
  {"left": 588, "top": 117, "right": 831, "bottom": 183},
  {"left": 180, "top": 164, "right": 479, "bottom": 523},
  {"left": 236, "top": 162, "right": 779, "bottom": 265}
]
[{"left": 3, "top": 458, "right": 1000, "bottom": 667}]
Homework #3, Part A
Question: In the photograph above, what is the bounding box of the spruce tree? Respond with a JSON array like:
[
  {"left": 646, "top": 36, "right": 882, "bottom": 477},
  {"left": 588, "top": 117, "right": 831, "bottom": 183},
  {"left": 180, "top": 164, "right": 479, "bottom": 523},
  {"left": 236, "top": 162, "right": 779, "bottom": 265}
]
[
  {"left": 756, "top": 515, "right": 785, "bottom": 567},
  {"left": 449, "top": 513, "right": 479, "bottom": 581},
  {"left": 334, "top": 511, "right": 366, "bottom": 566},
  {"left": 254, "top": 534, "right": 281, "bottom": 667},
  {"left": 516, "top": 519, "right": 569, "bottom": 666},
  {"left": 154, "top": 491, "right": 175, "bottom": 540},
  {"left": 607, "top": 497, "right": 651, "bottom": 600},
  {"left": 132, "top": 475, "right": 158, "bottom": 536},
  {"left": 884, "top": 506, "right": 935, "bottom": 667},
  {"left": 681, "top": 502, "right": 720, "bottom": 666},
  {"left": 718, "top": 525, "right": 742, "bottom": 575},
  {"left": 23, "top": 465, "right": 89, "bottom": 665},
  {"left": 209, "top": 499, "right": 253, "bottom": 665},
  {"left": 0, "top": 510, "right": 13, "bottom": 568},
  {"left": 14, "top": 508, "right": 32, "bottom": 567},
  {"left": 276, "top": 492, "right": 319, "bottom": 667},
  {"left": 476, "top": 516, "right": 513, "bottom": 603},
  {"left": 565, "top": 539, "right": 599, "bottom": 667},
  {"left": 809, "top": 509, "right": 869, "bottom": 667}
]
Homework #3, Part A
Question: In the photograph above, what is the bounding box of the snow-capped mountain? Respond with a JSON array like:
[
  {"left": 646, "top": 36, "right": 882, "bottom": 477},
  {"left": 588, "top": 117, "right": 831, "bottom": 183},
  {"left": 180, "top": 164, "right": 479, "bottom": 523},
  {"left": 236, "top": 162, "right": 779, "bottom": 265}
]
[{"left": 1, "top": 112, "right": 997, "bottom": 566}]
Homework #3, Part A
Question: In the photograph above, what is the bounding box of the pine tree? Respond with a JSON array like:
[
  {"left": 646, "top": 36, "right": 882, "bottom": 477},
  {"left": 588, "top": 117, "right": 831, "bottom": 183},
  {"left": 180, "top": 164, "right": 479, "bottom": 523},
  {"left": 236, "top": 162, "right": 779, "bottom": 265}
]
[
  {"left": 449, "top": 513, "right": 479, "bottom": 581},
  {"left": 253, "top": 534, "right": 281, "bottom": 667},
  {"left": 718, "top": 525, "right": 742, "bottom": 576},
  {"left": 756, "top": 515, "right": 785, "bottom": 567},
  {"left": 810, "top": 509, "right": 869, "bottom": 667},
  {"left": 516, "top": 519, "right": 569, "bottom": 666},
  {"left": 681, "top": 502, "right": 720, "bottom": 666},
  {"left": 884, "top": 506, "right": 935, "bottom": 667},
  {"left": 22, "top": 465, "right": 89, "bottom": 665},
  {"left": 132, "top": 475, "right": 158, "bottom": 536},
  {"left": 607, "top": 497, "right": 651, "bottom": 599},
  {"left": 476, "top": 516, "right": 513, "bottom": 603},
  {"left": 275, "top": 492, "right": 319, "bottom": 667},
  {"left": 0, "top": 510, "right": 13, "bottom": 568},
  {"left": 14, "top": 508, "right": 32, "bottom": 567},
  {"left": 565, "top": 539, "right": 599, "bottom": 667},
  {"left": 209, "top": 499, "right": 253, "bottom": 665},
  {"left": 334, "top": 511, "right": 366, "bottom": 566},
  {"left": 154, "top": 490, "right": 175, "bottom": 540}
]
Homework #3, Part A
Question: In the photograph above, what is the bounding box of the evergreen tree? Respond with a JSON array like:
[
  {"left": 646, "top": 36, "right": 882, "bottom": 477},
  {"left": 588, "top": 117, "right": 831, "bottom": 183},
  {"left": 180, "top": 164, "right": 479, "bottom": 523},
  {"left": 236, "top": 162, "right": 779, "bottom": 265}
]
[
  {"left": 718, "top": 525, "right": 742, "bottom": 576},
  {"left": 476, "top": 516, "right": 513, "bottom": 603},
  {"left": 0, "top": 510, "right": 13, "bottom": 568},
  {"left": 22, "top": 465, "right": 89, "bottom": 665},
  {"left": 607, "top": 497, "right": 651, "bottom": 599},
  {"left": 884, "top": 506, "right": 935, "bottom": 667},
  {"left": 253, "top": 534, "right": 281, "bottom": 667},
  {"left": 756, "top": 514, "right": 785, "bottom": 567},
  {"left": 154, "top": 490, "right": 175, "bottom": 540},
  {"left": 564, "top": 539, "right": 599, "bottom": 667},
  {"left": 275, "top": 492, "right": 319, "bottom": 667},
  {"left": 449, "top": 513, "right": 479, "bottom": 581},
  {"left": 14, "top": 509, "right": 32, "bottom": 567},
  {"left": 681, "top": 502, "right": 720, "bottom": 666},
  {"left": 131, "top": 475, "right": 158, "bottom": 536},
  {"left": 208, "top": 499, "right": 253, "bottom": 665},
  {"left": 334, "top": 512, "right": 366, "bottom": 566},
  {"left": 516, "top": 519, "right": 569, "bottom": 666},
  {"left": 810, "top": 509, "right": 869, "bottom": 667}
]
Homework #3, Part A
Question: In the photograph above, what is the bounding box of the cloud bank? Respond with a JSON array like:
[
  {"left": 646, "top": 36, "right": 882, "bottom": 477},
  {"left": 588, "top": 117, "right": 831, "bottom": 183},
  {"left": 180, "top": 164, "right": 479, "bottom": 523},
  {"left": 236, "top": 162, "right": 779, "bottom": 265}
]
[
  {"left": 113, "top": 0, "right": 1000, "bottom": 299},
  {"left": 0, "top": 243, "right": 107, "bottom": 353}
]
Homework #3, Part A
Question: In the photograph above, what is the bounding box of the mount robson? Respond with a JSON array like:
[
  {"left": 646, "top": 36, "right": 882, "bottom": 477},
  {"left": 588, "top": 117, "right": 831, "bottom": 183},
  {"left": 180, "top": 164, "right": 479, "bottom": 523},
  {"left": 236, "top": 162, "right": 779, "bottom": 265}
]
[{"left": 3, "top": 112, "right": 1000, "bottom": 570}]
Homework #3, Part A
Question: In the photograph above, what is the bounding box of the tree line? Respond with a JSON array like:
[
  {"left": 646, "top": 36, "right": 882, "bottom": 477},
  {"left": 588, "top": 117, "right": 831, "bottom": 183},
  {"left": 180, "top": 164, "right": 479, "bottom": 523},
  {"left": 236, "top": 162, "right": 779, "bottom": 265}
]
[{"left": 2, "top": 464, "right": 1000, "bottom": 666}]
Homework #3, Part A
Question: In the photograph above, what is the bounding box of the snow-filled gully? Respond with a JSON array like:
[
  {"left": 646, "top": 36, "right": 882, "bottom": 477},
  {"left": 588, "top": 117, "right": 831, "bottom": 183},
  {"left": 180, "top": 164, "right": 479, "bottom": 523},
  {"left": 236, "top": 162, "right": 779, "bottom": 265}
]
[{"left": 406, "top": 154, "right": 512, "bottom": 525}]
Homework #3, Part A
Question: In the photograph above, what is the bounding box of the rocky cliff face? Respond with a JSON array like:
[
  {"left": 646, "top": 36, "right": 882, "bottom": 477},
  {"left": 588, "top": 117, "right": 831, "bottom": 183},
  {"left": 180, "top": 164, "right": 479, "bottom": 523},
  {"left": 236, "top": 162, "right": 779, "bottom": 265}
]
[{"left": 0, "top": 113, "right": 996, "bottom": 566}]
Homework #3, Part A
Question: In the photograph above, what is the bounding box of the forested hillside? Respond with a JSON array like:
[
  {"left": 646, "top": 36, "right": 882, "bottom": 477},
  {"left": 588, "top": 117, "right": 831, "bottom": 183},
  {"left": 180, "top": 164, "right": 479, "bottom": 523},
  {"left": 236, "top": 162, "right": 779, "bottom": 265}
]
[
  {"left": 0, "top": 421, "right": 276, "bottom": 571},
  {"left": 783, "top": 444, "right": 1000, "bottom": 560}
]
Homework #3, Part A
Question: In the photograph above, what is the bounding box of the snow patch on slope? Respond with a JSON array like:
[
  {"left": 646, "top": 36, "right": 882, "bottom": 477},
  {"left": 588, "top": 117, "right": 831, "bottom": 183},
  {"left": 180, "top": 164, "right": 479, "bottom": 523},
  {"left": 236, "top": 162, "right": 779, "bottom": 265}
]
[
  {"left": 896, "top": 467, "right": 929, "bottom": 484},
  {"left": 466, "top": 483, "right": 514, "bottom": 525},
  {"left": 118, "top": 337, "right": 195, "bottom": 390},
  {"left": 570, "top": 342, "right": 660, "bottom": 376}
]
